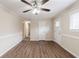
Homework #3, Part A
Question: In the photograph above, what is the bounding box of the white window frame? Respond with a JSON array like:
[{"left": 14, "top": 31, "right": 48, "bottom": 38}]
[{"left": 70, "top": 12, "right": 79, "bottom": 32}]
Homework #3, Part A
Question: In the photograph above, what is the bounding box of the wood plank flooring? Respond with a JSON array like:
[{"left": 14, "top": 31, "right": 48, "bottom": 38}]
[{"left": 1, "top": 40, "right": 75, "bottom": 58}]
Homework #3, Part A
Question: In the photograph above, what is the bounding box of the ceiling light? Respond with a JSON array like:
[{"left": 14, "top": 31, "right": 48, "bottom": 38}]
[{"left": 32, "top": 8, "right": 40, "bottom": 15}]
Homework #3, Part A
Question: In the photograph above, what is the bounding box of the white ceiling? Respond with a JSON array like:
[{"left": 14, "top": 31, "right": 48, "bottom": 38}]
[{"left": 0, "top": 0, "right": 77, "bottom": 20}]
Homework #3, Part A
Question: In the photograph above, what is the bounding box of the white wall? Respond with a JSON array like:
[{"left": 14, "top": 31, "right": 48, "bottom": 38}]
[
  {"left": 54, "top": 1, "right": 79, "bottom": 57},
  {"left": 0, "top": 5, "right": 23, "bottom": 56},
  {"left": 38, "top": 19, "right": 54, "bottom": 41},
  {"left": 30, "top": 19, "right": 39, "bottom": 41},
  {"left": 30, "top": 18, "right": 54, "bottom": 41}
]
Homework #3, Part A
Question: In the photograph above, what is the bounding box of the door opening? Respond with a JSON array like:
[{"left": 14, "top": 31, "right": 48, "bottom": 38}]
[{"left": 24, "top": 21, "right": 31, "bottom": 41}]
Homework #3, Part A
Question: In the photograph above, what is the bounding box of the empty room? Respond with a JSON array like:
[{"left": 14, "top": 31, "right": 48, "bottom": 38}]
[{"left": 0, "top": 0, "right": 79, "bottom": 58}]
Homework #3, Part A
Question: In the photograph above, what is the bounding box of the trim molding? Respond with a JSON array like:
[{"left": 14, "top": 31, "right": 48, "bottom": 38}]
[
  {"left": 62, "top": 34, "right": 79, "bottom": 40},
  {"left": 30, "top": 39, "right": 53, "bottom": 41}
]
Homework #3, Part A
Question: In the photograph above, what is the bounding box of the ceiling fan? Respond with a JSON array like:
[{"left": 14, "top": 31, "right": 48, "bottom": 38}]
[{"left": 21, "top": 0, "right": 50, "bottom": 15}]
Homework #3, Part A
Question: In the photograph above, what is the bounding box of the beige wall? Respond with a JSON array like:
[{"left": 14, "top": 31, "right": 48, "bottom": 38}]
[
  {"left": 0, "top": 5, "right": 22, "bottom": 36},
  {"left": 54, "top": 0, "right": 79, "bottom": 57},
  {"left": 30, "top": 18, "right": 54, "bottom": 41},
  {"left": 0, "top": 5, "right": 23, "bottom": 56},
  {"left": 30, "top": 19, "right": 38, "bottom": 41}
]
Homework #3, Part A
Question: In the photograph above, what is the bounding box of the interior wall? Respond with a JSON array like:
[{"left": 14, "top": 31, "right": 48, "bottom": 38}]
[
  {"left": 30, "top": 19, "right": 39, "bottom": 41},
  {"left": 54, "top": 1, "right": 79, "bottom": 57},
  {"left": 30, "top": 18, "right": 54, "bottom": 41},
  {"left": 0, "top": 5, "right": 23, "bottom": 56},
  {"left": 38, "top": 19, "right": 54, "bottom": 41}
]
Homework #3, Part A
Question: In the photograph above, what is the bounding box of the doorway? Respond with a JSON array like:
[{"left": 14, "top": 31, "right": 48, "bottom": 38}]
[{"left": 24, "top": 21, "right": 31, "bottom": 41}]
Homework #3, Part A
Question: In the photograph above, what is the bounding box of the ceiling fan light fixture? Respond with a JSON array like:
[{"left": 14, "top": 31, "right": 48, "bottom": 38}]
[
  {"left": 21, "top": 0, "right": 50, "bottom": 15},
  {"left": 32, "top": 8, "right": 40, "bottom": 15}
]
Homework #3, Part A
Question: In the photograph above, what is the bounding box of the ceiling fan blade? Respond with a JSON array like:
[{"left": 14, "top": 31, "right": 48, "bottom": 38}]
[
  {"left": 21, "top": 0, "right": 32, "bottom": 6},
  {"left": 42, "top": 0, "right": 49, "bottom": 5},
  {"left": 23, "top": 9, "right": 31, "bottom": 13},
  {"left": 41, "top": 8, "right": 50, "bottom": 12}
]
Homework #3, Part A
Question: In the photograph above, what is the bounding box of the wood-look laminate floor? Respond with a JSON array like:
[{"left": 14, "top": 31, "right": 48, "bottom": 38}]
[{"left": 1, "top": 40, "right": 75, "bottom": 58}]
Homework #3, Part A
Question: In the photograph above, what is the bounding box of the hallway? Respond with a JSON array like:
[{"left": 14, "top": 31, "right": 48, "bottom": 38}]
[{"left": 2, "top": 40, "right": 75, "bottom": 58}]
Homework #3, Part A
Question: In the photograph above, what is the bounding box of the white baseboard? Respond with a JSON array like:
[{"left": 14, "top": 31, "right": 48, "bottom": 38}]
[
  {"left": 30, "top": 39, "right": 53, "bottom": 41},
  {"left": 30, "top": 39, "right": 39, "bottom": 41},
  {"left": 0, "top": 32, "right": 23, "bottom": 57}
]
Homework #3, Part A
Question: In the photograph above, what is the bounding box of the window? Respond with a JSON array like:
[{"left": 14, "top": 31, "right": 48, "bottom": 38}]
[
  {"left": 55, "top": 18, "right": 61, "bottom": 31},
  {"left": 56, "top": 20, "right": 60, "bottom": 28},
  {"left": 70, "top": 13, "right": 79, "bottom": 32}
]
